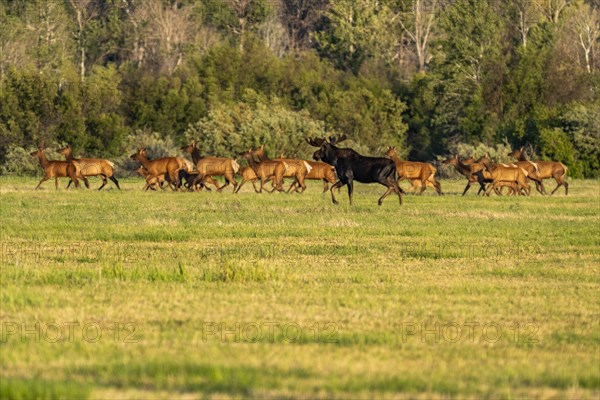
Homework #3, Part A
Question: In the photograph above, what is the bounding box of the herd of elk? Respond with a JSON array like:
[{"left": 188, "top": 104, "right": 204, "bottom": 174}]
[{"left": 29, "top": 141, "right": 569, "bottom": 201}]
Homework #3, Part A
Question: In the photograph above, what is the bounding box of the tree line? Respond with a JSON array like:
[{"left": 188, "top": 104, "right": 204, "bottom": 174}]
[{"left": 1, "top": 0, "right": 598, "bottom": 177}]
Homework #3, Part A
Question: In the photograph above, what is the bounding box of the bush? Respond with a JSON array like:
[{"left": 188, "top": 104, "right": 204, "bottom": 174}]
[{"left": 184, "top": 95, "right": 327, "bottom": 161}]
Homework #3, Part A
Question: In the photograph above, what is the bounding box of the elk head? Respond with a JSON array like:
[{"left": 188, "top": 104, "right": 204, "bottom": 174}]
[
  {"left": 442, "top": 155, "right": 459, "bottom": 165},
  {"left": 57, "top": 144, "right": 72, "bottom": 157},
  {"left": 180, "top": 141, "right": 197, "bottom": 154},
  {"left": 30, "top": 141, "right": 46, "bottom": 157},
  {"left": 508, "top": 147, "right": 524, "bottom": 159},
  {"left": 385, "top": 146, "right": 397, "bottom": 158},
  {"left": 130, "top": 147, "right": 147, "bottom": 161}
]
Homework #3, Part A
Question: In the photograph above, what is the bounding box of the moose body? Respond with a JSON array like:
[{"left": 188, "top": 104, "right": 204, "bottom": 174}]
[{"left": 307, "top": 136, "right": 403, "bottom": 206}]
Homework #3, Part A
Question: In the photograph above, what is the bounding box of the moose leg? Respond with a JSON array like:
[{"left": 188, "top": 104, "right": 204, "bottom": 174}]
[
  {"left": 330, "top": 181, "right": 345, "bottom": 205},
  {"left": 346, "top": 179, "right": 354, "bottom": 205}
]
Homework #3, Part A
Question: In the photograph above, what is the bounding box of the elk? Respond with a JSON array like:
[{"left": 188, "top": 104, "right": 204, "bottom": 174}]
[
  {"left": 385, "top": 146, "right": 442, "bottom": 195},
  {"left": 58, "top": 145, "right": 120, "bottom": 190},
  {"left": 442, "top": 155, "right": 493, "bottom": 196},
  {"left": 252, "top": 145, "right": 312, "bottom": 193},
  {"left": 234, "top": 166, "right": 261, "bottom": 193},
  {"left": 289, "top": 160, "right": 337, "bottom": 193},
  {"left": 30, "top": 147, "right": 88, "bottom": 190},
  {"left": 235, "top": 149, "right": 287, "bottom": 193},
  {"left": 480, "top": 156, "right": 531, "bottom": 196},
  {"left": 307, "top": 135, "right": 404, "bottom": 206},
  {"left": 130, "top": 148, "right": 184, "bottom": 191},
  {"left": 508, "top": 147, "right": 568, "bottom": 195},
  {"left": 180, "top": 141, "right": 239, "bottom": 192},
  {"left": 135, "top": 166, "right": 164, "bottom": 191}
]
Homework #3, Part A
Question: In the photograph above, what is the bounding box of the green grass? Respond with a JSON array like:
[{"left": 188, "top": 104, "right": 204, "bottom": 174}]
[{"left": 1, "top": 176, "right": 599, "bottom": 399}]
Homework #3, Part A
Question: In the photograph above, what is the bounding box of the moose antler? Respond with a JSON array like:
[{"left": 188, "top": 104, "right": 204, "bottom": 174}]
[
  {"left": 307, "top": 137, "right": 325, "bottom": 147},
  {"left": 329, "top": 134, "right": 347, "bottom": 145}
]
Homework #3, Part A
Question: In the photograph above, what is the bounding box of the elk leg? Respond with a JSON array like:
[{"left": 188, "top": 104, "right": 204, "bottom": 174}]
[
  {"left": 434, "top": 179, "right": 443, "bottom": 195},
  {"left": 35, "top": 176, "right": 49, "bottom": 190},
  {"left": 98, "top": 175, "right": 108, "bottom": 190},
  {"left": 550, "top": 175, "right": 566, "bottom": 195},
  {"left": 218, "top": 181, "right": 230, "bottom": 192},
  {"left": 419, "top": 171, "right": 432, "bottom": 195},
  {"left": 81, "top": 176, "right": 90, "bottom": 189},
  {"left": 287, "top": 179, "right": 298, "bottom": 193},
  {"left": 66, "top": 180, "right": 73, "bottom": 189},
  {"left": 462, "top": 181, "right": 473, "bottom": 196},
  {"left": 109, "top": 175, "right": 121, "bottom": 189},
  {"left": 330, "top": 181, "right": 344, "bottom": 205}
]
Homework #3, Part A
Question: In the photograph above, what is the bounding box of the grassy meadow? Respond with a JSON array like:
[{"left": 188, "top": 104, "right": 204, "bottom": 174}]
[{"left": 0, "top": 175, "right": 599, "bottom": 399}]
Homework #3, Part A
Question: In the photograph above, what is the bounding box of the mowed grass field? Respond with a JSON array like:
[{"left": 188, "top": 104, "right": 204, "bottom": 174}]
[{"left": 0, "top": 175, "right": 599, "bottom": 399}]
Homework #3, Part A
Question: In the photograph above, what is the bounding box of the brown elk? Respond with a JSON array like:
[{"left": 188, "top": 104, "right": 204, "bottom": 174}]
[
  {"left": 289, "top": 160, "right": 337, "bottom": 193},
  {"left": 508, "top": 147, "right": 568, "bottom": 195},
  {"left": 385, "top": 147, "right": 442, "bottom": 195},
  {"left": 235, "top": 149, "right": 287, "bottom": 193},
  {"left": 442, "top": 155, "right": 493, "bottom": 195},
  {"left": 480, "top": 156, "right": 531, "bottom": 196},
  {"left": 135, "top": 166, "right": 164, "bottom": 191},
  {"left": 234, "top": 166, "right": 261, "bottom": 193},
  {"left": 130, "top": 148, "right": 184, "bottom": 190},
  {"left": 30, "top": 147, "right": 88, "bottom": 190},
  {"left": 252, "top": 145, "right": 312, "bottom": 193},
  {"left": 180, "top": 141, "right": 239, "bottom": 192},
  {"left": 58, "top": 145, "right": 120, "bottom": 190}
]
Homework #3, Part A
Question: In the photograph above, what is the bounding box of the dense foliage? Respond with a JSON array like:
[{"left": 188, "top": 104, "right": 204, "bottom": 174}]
[{"left": 1, "top": 0, "right": 598, "bottom": 177}]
